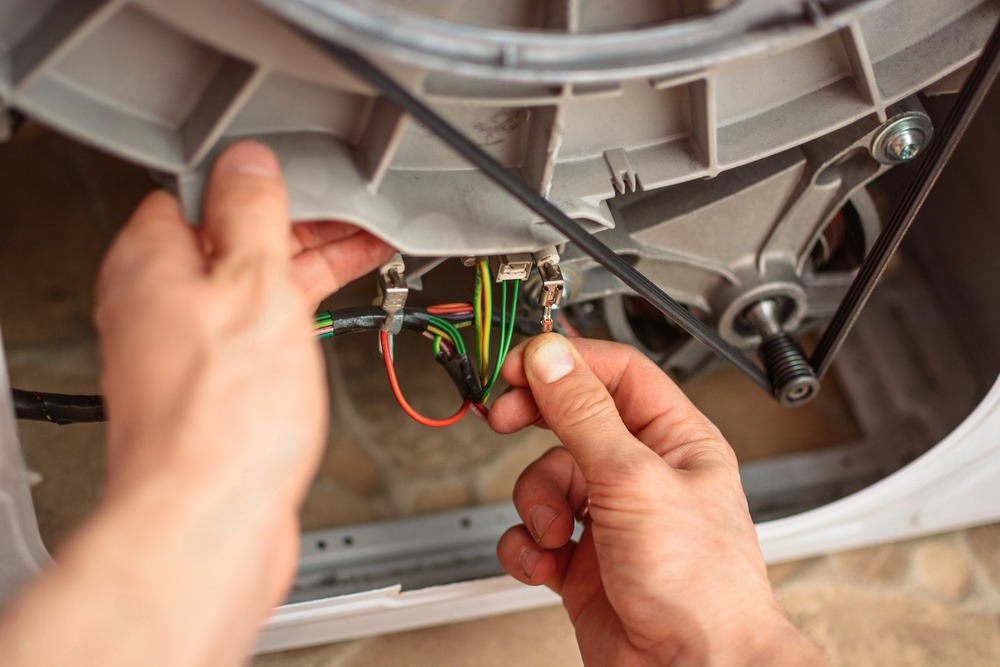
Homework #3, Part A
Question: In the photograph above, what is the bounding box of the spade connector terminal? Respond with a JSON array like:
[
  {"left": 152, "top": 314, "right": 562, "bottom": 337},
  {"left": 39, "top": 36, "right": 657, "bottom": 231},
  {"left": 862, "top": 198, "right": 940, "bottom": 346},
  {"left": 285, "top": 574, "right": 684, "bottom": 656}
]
[
  {"left": 494, "top": 253, "right": 533, "bottom": 282},
  {"left": 534, "top": 248, "right": 564, "bottom": 333},
  {"left": 377, "top": 254, "right": 408, "bottom": 334}
]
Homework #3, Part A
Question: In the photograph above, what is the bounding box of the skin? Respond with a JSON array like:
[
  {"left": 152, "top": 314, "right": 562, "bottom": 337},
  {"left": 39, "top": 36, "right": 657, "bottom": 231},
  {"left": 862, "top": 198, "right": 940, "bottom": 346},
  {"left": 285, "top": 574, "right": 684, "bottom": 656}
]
[
  {"left": 488, "top": 336, "right": 828, "bottom": 665},
  {"left": 0, "top": 141, "right": 824, "bottom": 666},
  {"left": 0, "top": 141, "right": 393, "bottom": 667}
]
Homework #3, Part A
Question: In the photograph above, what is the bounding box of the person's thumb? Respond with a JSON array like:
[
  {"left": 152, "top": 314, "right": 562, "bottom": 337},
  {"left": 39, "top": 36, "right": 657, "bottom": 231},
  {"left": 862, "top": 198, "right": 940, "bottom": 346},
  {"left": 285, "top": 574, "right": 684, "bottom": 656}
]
[{"left": 522, "top": 334, "right": 651, "bottom": 482}]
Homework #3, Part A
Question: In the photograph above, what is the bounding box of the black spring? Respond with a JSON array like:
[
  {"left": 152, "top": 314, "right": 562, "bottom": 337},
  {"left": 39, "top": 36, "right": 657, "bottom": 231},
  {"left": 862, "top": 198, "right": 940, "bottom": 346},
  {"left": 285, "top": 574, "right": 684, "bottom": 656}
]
[{"left": 760, "top": 333, "right": 819, "bottom": 406}]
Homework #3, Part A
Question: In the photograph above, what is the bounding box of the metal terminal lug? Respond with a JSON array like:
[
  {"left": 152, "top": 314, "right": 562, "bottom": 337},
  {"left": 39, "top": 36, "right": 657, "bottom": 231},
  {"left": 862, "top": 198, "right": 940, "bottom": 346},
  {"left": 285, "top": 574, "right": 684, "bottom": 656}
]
[
  {"left": 377, "top": 254, "right": 408, "bottom": 334},
  {"left": 536, "top": 260, "right": 564, "bottom": 334},
  {"left": 494, "top": 253, "right": 533, "bottom": 282}
]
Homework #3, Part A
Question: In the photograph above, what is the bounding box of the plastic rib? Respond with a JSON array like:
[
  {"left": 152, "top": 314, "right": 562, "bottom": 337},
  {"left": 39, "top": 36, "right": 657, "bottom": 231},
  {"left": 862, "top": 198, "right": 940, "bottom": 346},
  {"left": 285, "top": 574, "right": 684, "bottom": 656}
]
[
  {"left": 811, "top": 16, "right": 1000, "bottom": 378},
  {"left": 311, "top": 41, "right": 771, "bottom": 393}
]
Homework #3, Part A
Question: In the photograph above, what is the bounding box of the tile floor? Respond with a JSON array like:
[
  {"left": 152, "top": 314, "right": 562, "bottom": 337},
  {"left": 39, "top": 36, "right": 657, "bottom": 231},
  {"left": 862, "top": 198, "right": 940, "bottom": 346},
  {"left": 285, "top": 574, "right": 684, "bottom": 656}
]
[{"left": 2, "top": 127, "right": 999, "bottom": 666}]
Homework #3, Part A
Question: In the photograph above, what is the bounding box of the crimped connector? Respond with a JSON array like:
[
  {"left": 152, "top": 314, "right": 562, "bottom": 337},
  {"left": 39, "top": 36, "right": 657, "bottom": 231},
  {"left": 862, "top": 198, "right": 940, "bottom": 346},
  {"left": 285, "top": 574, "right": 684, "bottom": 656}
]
[
  {"left": 377, "top": 254, "right": 408, "bottom": 334},
  {"left": 535, "top": 252, "right": 564, "bottom": 333}
]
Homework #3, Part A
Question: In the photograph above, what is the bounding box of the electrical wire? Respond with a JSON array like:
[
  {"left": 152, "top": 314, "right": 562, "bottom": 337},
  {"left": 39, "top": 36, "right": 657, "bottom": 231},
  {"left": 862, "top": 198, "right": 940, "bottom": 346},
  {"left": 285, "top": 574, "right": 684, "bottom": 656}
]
[
  {"left": 478, "top": 279, "right": 518, "bottom": 402},
  {"left": 380, "top": 330, "right": 470, "bottom": 427},
  {"left": 479, "top": 260, "right": 492, "bottom": 378},
  {"left": 427, "top": 302, "right": 474, "bottom": 315},
  {"left": 312, "top": 41, "right": 771, "bottom": 392}
]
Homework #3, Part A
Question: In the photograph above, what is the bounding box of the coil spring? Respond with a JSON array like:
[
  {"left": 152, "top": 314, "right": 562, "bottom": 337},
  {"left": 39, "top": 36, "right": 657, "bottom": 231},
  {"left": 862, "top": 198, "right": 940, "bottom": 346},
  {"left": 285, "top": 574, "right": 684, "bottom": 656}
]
[{"left": 760, "top": 332, "right": 819, "bottom": 406}]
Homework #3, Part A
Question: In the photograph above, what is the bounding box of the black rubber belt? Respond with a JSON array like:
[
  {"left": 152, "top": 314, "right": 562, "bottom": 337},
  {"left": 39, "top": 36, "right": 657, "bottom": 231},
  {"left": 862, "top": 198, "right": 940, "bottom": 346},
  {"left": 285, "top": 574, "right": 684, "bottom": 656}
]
[
  {"left": 810, "top": 16, "right": 1000, "bottom": 377},
  {"left": 293, "top": 40, "right": 771, "bottom": 392},
  {"left": 267, "top": 2, "right": 1000, "bottom": 397}
]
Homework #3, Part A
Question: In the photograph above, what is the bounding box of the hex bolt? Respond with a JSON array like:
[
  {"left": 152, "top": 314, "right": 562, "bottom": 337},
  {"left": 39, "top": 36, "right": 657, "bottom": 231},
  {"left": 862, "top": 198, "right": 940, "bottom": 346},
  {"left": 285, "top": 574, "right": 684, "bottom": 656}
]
[
  {"left": 870, "top": 112, "right": 933, "bottom": 165},
  {"left": 741, "top": 299, "right": 820, "bottom": 407}
]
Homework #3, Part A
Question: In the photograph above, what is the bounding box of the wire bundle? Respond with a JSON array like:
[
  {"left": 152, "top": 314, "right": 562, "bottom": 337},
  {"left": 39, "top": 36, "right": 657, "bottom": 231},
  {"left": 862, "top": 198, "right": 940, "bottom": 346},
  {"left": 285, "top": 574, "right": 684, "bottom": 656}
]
[
  {"left": 377, "top": 260, "right": 520, "bottom": 427},
  {"left": 14, "top": 267, "right": 527, "bottom": 428}
]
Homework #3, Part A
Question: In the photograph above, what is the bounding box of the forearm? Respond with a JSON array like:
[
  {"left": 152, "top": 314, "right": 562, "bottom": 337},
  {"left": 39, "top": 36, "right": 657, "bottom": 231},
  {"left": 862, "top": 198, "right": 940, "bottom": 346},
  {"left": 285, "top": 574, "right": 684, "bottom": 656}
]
[{"left": 0, "top": 465, "right": 298, "bottom": 667}]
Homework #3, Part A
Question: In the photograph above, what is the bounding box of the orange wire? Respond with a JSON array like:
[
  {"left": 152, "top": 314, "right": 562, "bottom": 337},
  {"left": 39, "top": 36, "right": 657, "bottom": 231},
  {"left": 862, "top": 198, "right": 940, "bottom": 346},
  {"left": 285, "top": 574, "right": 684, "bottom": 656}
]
[
  {"left": 380, "top": 331, "right": 470, "bottom": 427},
  {"left": 426, "top": 302, "right": 474, "bottom": 315}
]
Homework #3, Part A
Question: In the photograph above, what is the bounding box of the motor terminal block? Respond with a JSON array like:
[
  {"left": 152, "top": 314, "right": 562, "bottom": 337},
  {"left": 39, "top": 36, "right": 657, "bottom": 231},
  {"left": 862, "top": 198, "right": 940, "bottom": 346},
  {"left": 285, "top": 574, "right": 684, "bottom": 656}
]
[
  {"left": 494, "top": 253, "right": 533, "bottom": 282},
  {"left": 377, "top": 254, "right": 408, "bottom": 334},
  {"left": 534, "top": 248, "right": 564, "bottom": 333}
]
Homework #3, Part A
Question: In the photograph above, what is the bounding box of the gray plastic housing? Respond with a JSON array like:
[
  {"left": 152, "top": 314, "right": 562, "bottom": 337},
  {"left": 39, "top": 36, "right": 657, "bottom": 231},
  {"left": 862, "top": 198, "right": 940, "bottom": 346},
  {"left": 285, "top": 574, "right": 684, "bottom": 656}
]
[{"left": 0, "top": 0, "right": 996, "bottom": 255}]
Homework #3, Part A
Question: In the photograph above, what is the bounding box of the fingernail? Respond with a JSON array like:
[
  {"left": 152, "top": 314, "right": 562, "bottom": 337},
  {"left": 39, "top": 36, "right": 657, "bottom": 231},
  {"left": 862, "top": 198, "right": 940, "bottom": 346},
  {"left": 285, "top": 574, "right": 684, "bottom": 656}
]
[
  {"left": 529, "top": 337, "right": 575, "bottom": 384},
  {"left": 216, "top": 141, "right": 280, "bottom": 177},
  {"left": 519, "top": 547, "right": 542, "bottom": 578},
  {"left": 529, "top": 505, "right": 558, "bottom": 542}
]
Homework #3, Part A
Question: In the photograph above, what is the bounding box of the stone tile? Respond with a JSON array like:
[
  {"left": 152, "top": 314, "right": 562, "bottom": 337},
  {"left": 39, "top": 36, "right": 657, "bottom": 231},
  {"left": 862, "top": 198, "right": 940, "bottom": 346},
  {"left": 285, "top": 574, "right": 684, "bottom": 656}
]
[
  {"left": 299, "top": 477, "right": 392, "bottom": 532},
  {"left": 829, "top": 543, "right": 905, "bottom": 584},
  {"left": 323, "top": 328, "right": 512, "bottom": 476},
  {"left": 6, "top": 339, "right": 105, "bottom": 552},
  {"left": 966, "top": 522, "right": 1000, "bottom": 589},
  {"left": 475, "top": 429, "right": 561, "bottom": 504},
  {"left": 18, "top": 421, "right": 106, "bottom": 553},
  {"left": 253, "top": 639, "right": 369, "bottom": 667},
  {"left": 340, "top": 606, "right": 581, "bottom": 667},
  {"left": 780, "top": 584, "right": 1000, "bottom": 666},
  {"left": 397, "top": 475, "right": 473, "bottom": 515},
  {"left": 317, "top": 436, "right": 383, "bottom": 497},
  {"left": 767, "top": 559, "right": 809, "bottom": 587},
  {"left": 0, "top": 128, "right": 152, "bottom": 346},
  {"left": 913, "top": 541, "right": 971, "bottom": 601},
  {"left": 682, "top": 366, "right": 860, "bottom": 462}
]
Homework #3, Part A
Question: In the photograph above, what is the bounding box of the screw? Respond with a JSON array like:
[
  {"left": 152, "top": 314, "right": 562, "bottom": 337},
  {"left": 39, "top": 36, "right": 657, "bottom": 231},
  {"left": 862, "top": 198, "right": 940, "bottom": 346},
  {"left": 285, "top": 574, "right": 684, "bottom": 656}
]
[
  {"left": 886, "top": 129, "right": 922, "bottom": 161},
  {"left": 870, "top": 112, "right": 933, "bottom": 165}
]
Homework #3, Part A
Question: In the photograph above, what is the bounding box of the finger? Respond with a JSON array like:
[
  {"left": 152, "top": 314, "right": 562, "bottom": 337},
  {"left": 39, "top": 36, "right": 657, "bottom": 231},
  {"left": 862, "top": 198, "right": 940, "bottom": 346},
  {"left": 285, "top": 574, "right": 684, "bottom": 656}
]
[
  {"left": 520, "top": 334, "right": 654, "bottom": 482},
  {"left": 488, "top": 387, "right": 544, "bottom": 434},
  {"left": 291, "top": 229, "right": 395, "bottom": 305},
  {"left": 289, "top": 220, "right": 363, "bottom": 254},
  {"left": 95, "top": 190, "right": 202, "bottom": 309},
  {"left": 511, "top": 447, "right": 585, "bottom": 549},
  {"left": 496, "top": 525, "right": 575, "bottom": 593},
  {"left": 503, "top": 337, "right": 725, "bottom": 464},
  {"left": 201, "top": 141, "right": 290, "bottom": 265}
]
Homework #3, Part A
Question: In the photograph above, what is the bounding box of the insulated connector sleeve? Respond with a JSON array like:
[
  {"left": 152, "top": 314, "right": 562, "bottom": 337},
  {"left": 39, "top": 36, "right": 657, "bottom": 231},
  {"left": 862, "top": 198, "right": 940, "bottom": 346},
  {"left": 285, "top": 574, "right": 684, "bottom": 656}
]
[
  {"left": 435, "top": 351, "right": 482, "bottom": 401},
  {"left": 319, "top": 307, "right": 431, "bottom": 336},
  {"left": 12, "top": 389, "right": 105, "bottom": 425}
]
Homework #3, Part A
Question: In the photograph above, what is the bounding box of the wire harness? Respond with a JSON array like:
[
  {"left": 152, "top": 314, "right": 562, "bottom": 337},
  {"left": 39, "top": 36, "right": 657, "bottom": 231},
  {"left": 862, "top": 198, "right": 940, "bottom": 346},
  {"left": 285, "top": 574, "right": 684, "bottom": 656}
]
[{"left": 12, "top": 259, "right": 537, "bottom": 428}]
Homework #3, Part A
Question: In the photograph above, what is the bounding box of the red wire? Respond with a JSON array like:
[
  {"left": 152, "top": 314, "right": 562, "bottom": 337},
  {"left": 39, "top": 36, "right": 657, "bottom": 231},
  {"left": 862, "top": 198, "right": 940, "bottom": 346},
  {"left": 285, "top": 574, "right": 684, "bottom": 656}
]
[
  {"left": 426, "top": 302, "right": 474, "bottom": 315},
  {"left": 380, "top": 331, "right": 470, "bottom": 427}
]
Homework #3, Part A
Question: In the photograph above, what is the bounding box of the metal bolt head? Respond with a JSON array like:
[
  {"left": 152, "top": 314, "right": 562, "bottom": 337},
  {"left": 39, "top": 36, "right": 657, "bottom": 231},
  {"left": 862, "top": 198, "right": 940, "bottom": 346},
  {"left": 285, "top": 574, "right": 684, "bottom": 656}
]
[
  {"left": 778, "top": 375, "right": 820, "bottom": 407},
  {"left": 870, "top": 112, "right": 933, "bottom": 165},
  {"left": 886, "top": 129, "right": 922, "bottom": 161}
]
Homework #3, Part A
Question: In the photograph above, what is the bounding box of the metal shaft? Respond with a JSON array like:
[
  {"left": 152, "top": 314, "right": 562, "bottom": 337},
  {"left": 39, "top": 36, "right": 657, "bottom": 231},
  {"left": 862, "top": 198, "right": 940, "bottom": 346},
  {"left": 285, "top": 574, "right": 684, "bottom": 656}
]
[{"left": 743, "top": 300, "right": 820, "bottom": 407}]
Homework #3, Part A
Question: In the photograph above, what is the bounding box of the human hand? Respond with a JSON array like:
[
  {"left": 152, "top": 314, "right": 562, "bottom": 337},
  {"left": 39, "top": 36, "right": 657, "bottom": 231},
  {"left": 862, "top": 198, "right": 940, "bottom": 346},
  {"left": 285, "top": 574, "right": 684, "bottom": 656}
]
[
  {"left": 489, "top": 335, "right": 825, "bottom": 666},
  {"left": 86, "top": 141, "right": 391, "bottom": 663}
]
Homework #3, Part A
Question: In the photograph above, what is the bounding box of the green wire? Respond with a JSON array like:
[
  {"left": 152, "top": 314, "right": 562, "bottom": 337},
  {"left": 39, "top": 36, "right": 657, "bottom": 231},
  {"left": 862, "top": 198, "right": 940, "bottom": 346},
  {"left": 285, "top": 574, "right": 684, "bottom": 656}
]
[
  {"left": 473, "top": 265, "right": 481, "bottom": 347},
  {"left": 479, "top": 279, "right": 519, "bottom": 401},
  {"left": 427, "top": 315, "right": 466, "bottom": 354},
  {"left": 478, "top": 259, "right": 492, "bottom": 379}
]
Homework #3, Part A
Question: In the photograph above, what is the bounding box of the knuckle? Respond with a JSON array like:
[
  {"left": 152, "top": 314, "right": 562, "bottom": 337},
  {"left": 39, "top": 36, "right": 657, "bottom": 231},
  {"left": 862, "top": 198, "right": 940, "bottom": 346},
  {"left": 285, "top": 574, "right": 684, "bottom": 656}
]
[{"left": 550, "top": 381, "right": 618, "bottom": 430}]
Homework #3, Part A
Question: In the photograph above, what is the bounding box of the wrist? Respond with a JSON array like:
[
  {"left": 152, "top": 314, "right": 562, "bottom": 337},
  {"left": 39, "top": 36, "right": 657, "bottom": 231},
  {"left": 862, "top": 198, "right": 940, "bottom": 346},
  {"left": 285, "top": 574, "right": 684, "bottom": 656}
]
[{"left": 699, "top": 605, "right": 826, "bottom": 667}]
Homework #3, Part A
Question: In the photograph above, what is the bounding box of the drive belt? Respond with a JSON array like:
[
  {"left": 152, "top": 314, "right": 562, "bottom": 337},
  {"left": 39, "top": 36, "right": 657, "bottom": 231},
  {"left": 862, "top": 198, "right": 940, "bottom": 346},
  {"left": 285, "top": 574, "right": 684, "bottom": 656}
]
[{"left": 265, "top": 0, "right": 1000, "bottom": 401}]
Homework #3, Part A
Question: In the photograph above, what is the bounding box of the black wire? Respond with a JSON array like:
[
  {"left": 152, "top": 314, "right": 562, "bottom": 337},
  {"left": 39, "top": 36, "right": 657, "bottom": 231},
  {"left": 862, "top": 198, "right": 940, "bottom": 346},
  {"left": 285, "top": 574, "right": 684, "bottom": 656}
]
[
  {"left": 11, "top": 306, "right": 506, "bottom": 425},
  {"left": 12, "top": 389, "right": 105, "bottom": 425},
  {"left": 302, "top": 41, "right": 772, "bottom": 393}
]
